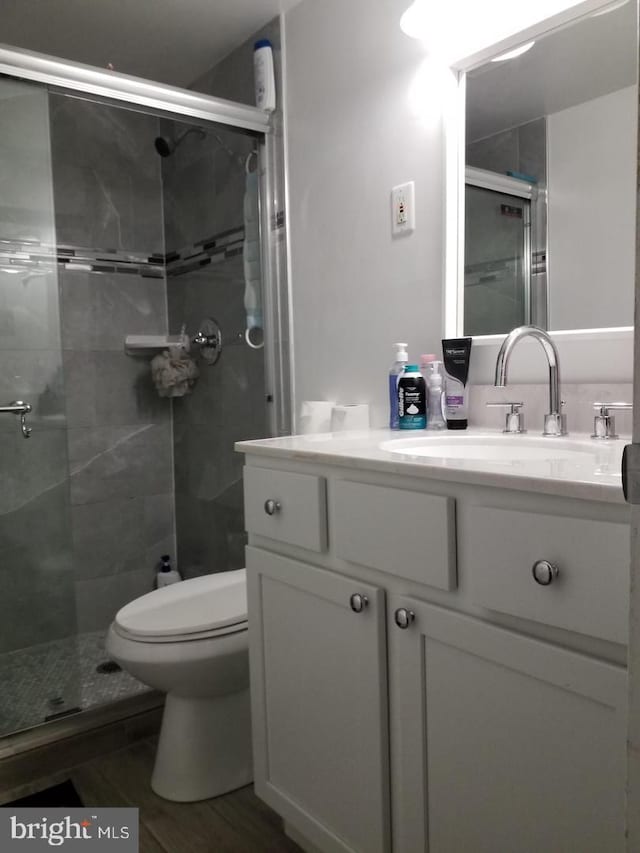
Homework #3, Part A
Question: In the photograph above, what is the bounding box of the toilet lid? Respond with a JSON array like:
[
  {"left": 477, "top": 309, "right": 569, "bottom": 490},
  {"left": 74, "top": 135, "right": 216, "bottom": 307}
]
[{"left": 115, "top": 568, "right": 247, "bottom": 639}]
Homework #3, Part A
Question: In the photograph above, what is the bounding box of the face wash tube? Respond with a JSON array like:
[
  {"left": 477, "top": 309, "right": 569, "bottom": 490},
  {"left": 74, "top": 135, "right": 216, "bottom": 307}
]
[{"left": 442, "top": 337, "right": 472, "bottom": 430}]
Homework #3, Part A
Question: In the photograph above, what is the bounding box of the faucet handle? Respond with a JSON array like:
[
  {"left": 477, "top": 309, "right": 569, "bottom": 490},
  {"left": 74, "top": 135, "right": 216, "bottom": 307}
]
[
  {"left": 591, "top": 402, "right": 633, "bottom": 440},
  {"left": 593, "top": 402, "right": 633, "bottom": 412},
  {"left": 486, "top": 401, "right": 526, "bottom": 434}
]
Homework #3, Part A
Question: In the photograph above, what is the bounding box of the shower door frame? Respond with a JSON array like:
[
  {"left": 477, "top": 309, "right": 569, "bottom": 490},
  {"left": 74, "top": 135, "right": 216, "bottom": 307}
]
[
  {"left": 464, "top": 166, "right": 537, "bottom": 332},
  {"left": 0, "top": 42, "right": 291, "bottom": 437}
]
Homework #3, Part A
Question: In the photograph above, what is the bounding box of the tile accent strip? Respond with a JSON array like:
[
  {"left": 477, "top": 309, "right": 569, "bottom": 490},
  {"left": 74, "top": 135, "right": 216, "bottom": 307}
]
[
  {"left": 0, "top": 239, "right": 165, "bottom": 278},
  {"left": 167, "top": 226, "right": 245, "bottom": 278},
  {"left": 0, "top": 226, "right": 250, "bottom": 280}
]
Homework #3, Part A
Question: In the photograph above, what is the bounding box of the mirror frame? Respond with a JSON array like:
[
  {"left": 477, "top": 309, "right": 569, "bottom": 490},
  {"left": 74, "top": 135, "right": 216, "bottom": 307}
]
[{"left": 444, "top": 0, "right": 636, "bottom": 384}]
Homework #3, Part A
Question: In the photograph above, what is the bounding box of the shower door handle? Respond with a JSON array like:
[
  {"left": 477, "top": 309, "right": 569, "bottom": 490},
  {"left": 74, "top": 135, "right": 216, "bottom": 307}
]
[{"left": 0, "top": 400, "right": 32, "bottom": 438}]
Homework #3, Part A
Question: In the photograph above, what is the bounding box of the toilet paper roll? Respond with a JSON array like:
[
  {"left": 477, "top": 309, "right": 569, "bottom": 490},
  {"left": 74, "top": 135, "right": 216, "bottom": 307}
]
[
  {"left": 298, "top": 400, "right": 337, "bottom": 434},
  {"left": 330, "top": 404, "right": 370, "bottom": 432}
]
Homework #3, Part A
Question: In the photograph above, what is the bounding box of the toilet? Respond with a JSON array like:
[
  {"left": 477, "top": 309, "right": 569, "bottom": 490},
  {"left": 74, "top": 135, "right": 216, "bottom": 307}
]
[{"left": 106, "top": 568, "right": 251, "bottom": 803}]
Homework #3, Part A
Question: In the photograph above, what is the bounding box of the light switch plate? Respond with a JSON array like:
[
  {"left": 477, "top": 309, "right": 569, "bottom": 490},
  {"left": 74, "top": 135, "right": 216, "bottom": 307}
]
[{"left": 391, "top": 181, "right": 415, "bottom": 235}]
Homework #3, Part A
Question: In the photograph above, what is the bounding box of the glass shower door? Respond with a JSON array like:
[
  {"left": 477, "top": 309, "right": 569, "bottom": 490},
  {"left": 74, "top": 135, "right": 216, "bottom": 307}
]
[
  {"left": 0, "top": 76, "right": 79, "bottom": 735},
  {"left": 464, "top": 183, "right": 531, "bottom": 336}
]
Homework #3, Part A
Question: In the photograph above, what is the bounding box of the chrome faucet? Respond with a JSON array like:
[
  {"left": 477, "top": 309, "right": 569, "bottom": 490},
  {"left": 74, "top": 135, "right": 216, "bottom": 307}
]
[{"left": 494, "top": 325, "right": 567, "bottom": 437}]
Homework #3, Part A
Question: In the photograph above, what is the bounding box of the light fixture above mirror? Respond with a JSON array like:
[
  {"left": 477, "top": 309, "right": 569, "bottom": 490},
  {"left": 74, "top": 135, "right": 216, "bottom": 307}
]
[{"left": 399, "top": 0, "right": 610, "bottom": 63}]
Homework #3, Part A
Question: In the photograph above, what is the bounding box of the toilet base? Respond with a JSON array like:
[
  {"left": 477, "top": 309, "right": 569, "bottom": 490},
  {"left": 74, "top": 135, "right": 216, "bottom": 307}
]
[{"left": 151, "top": 688, "right": 253, "bottom": 802}]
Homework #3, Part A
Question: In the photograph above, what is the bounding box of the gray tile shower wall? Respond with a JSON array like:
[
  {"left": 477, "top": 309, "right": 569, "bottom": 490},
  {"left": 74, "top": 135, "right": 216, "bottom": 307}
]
[
  {"left": 190, "top": 16, "right": 292, "bottom": 436},
  {"left": 163, "top": 20, "right": 284, "bottom": 579},
  {"left": 167, "top": 265, "right": 267, "bottom": 578},
  {"left": 60, "top": 271, "right": 175, "bottom": 631},
  {"left": 0, "top": 454, "right": 74, "bottom": 655},
  {"left": 0, "top": 381, "right": 71, "bottom": 655},
  {"left": 59, "top": 272, "right": 168, "bottom": 351},
  {"left": 0, "top": 329, "right": 66, "bottom": 431},
  {"left": 0, "top": 81, "right": 75, "bottom": 655},
  {"left": 466, "top": 118, "right": 547, "bottom": 183},
  {"left": 0, "top": 80, "right": 57, "bottom": 244},
  {"left": 160, "top": 120, "right": 254, "bottom": 252},
  {"left": 49, "top": 95, "right": 165, "bottom": 255},
  {"left": 50, "top": 96, "right": 176, "bottom": 633}
]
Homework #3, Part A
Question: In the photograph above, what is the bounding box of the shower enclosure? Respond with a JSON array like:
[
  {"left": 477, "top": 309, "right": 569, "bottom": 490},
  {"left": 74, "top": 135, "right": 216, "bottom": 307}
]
[
  {"left": 0, "top": 46, "right": 289, "bottom": 741},
  {"left": 463, "top": 166, "right": 546, "bottom": 336}
]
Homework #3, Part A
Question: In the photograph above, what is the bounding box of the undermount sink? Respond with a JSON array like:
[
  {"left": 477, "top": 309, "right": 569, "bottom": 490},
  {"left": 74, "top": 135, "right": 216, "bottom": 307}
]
[
  {"left": 379, "top": 433, "right": 623, "bottom": 480},
  {"left": 381, "top": 434, "right": 597, "bottom": 463}
]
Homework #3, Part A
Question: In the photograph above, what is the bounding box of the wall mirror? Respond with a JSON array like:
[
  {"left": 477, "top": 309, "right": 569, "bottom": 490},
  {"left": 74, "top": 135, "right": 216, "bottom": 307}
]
[{"left": 451, "top": 0, "right": 638, "bottom": 339}]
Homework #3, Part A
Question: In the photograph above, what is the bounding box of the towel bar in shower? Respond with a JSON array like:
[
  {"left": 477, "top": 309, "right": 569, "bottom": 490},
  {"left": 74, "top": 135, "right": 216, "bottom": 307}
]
[{"left": 0, "top": 400, "right": 32, "bottom": 438}]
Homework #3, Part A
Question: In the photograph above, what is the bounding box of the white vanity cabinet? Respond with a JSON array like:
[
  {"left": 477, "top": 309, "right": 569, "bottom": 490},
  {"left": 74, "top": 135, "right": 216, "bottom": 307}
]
[
  {"left": 388, "top": 597, "right": 626, "bottom": 853},
  {"left": 239, "top": 448, "right": 629, "bottom": 853},
  {"left": 246, "top": 546, "right": 391, "bottom": 853}
]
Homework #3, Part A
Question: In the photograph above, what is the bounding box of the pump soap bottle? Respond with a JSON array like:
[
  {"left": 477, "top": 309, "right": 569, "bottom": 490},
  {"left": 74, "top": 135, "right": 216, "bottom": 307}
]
[
  {"left": 389, "top": 342, "right": 409, "bottom": 429},
  {"left": 419, "top": 353, "right": 436, "bottom": 383},
  {"left": 426, "top": 360, "right": 447, "bottom": 430}
]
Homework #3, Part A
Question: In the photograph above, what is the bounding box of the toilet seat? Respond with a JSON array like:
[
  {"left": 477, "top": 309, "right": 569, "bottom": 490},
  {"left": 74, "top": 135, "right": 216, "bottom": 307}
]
[
  {"left": 114, "top": 568, "right": 247, "bottom": 644},
  {"left": 113, "top": 619, "right": 248, "bottom": 644}
]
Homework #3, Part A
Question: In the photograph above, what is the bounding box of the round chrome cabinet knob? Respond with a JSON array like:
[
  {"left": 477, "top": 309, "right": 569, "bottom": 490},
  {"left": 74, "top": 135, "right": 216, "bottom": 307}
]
[
  {"left": 532, "top": 559, "right": 559, "bottom": 586},
  {"left": 263, "top": 499, "right": 281, "bottom": 516},
  {"left": 394, "top": 608, "right": 415, "bottom": 629},
  {"left": 349, "top": 593, "right": 369, "bottom": 613}
]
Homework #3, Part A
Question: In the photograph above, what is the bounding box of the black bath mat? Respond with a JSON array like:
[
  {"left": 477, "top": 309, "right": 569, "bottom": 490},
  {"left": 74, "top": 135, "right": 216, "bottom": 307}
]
[{"left": 4, "top": 780, "right": 83, "bottom": 808}]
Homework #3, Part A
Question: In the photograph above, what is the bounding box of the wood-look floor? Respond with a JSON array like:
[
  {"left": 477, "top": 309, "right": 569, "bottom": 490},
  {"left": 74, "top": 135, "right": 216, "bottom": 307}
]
[{"left": 69, "top": 739, "right": 302, "bottom": 853}]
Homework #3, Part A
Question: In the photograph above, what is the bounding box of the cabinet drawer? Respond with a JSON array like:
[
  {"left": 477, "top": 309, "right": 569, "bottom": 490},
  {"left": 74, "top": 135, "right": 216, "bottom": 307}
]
[
  {"left": 244, "top": 466, "right": 327, "bottom": 552},
  {"left": 332, "top": 480, "right": 456, "bottom": 590},
  {"left": 464, "top": 506, "right": 629, "bottom": 644}
]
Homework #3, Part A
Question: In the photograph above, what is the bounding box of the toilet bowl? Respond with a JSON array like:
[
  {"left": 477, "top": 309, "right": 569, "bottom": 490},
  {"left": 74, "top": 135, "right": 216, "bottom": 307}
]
[{"left": 106, "top": 568, "right": 251, "bottom": 802}]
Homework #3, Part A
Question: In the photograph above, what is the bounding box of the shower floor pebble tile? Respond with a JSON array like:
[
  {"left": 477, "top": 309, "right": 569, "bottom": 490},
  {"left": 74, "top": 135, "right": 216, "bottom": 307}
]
[{"left": 0, "top": 631, "right": 148, "bottom": 737}]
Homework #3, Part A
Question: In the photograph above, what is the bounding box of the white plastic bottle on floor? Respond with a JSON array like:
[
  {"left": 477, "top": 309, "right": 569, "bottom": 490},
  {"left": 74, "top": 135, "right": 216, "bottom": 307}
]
[{"left": 156, "top": 554, "right": 182, "bottom": 588}]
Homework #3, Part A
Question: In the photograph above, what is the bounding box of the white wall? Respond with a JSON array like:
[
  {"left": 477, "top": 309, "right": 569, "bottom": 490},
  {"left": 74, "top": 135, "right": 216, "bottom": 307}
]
[
  {"left": 282, "top": 0, "right": 635, "bottom": 420},
  {"left": 283, "top": 0, "right": 446, "bottom": 429},
  {"left": 548, "top": 85, "right": 637, "bottom": 331}
]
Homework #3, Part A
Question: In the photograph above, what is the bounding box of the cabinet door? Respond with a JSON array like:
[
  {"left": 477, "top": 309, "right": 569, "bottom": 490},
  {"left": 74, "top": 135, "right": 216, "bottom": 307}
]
[
  {"left": 246, "top": 546, "right": 391, "bottom": 853},
  {"left": 388, "top": 596, "right": 627, "bottom": 853}
]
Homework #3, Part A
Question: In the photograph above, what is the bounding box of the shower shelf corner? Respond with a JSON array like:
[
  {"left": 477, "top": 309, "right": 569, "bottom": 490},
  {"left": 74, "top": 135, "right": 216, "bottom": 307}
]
[{"left": 124, "top": 334, "right": 189, "bottom": 357}]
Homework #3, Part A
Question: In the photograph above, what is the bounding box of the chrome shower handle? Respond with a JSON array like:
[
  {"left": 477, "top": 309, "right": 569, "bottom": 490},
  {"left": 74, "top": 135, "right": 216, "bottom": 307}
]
[{"left": 0, "top": 400, "right": 32, "bottom": 438}]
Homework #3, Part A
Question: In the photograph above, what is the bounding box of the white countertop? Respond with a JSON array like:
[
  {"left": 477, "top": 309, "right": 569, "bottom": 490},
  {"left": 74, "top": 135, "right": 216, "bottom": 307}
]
[{"left": 235, "top": 428, "right": 629, "bottom": 504}]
